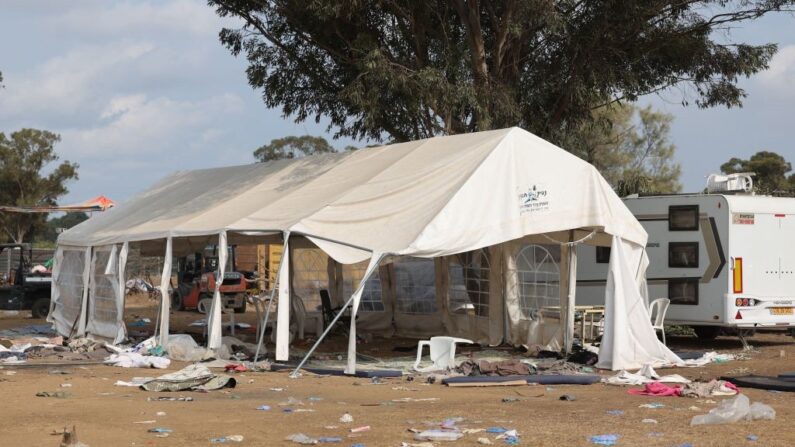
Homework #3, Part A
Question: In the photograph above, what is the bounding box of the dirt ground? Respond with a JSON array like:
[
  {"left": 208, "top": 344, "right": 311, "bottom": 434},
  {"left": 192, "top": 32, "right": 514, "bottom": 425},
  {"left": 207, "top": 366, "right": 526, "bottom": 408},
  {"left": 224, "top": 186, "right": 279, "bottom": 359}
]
[{"left": 2, "top": 297, "right": 795, "bottom": 446}]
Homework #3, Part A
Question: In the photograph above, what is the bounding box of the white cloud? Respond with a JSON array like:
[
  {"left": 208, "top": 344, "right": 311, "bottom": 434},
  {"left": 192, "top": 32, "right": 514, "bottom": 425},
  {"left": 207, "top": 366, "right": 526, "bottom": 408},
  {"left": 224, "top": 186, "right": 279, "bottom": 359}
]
[
  {"left": 61, "top": 93, "right": 244, "bottom": 158},
  {"left": 0, "top": 41, "right": 155, "bottom": 123},
  {"left": 757, "top": 44, "right": 795, "bottom": 98}
]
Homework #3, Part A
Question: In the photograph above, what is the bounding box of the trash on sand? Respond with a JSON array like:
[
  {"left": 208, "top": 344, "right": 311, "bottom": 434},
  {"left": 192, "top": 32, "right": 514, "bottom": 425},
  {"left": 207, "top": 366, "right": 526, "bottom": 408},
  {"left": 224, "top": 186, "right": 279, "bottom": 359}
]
[
  {"left": 502, "top": 397, "right": 521, "bottom": 403},
  {"left": 642, "top": 419, "right": 658, "bottom": 424},
  {"left": 210, "top": 435, "right": 244, "bottom": 443},
  {"left": 60, "top": 383, "right": 73, "bottom": 388},
  {"left": 606, "top": 410, "right": 624, "bottom": 416},
  {"left": 747, "top": 435, "right": 759, "bottom": 441},
  {"left": 256, "top": 405, "right": 271, "bottom": 411},
  {"left": 350, "top": 426, "right": 370, "bottom": 433},
  {"left": 589, "top": 434, "right": 620, "bottom": 446},
  {"left": 133, "top": 420, "right": 157, "bottom": 424},
  {"left": 487, "top": 427, "right": 508, "bottom": 434},
  {"left": 286, "top": 433, "right": 318, "bottom": 444},
  {"left": 691, "top": 394, "right": 775, "bottom": 426},
  {"left": 36, "top": 391, "right": 70, "bottom": 398},
  {"left": 147, "top": 396, "right": 193, "bottom": 401},
  {"left": 339, "top": 413, "right": 354, "bottom": 423},
  {"left": 478, "top": 438, "right": 494, "bottom": 445},
  {"left": 270, "top": 387, "right": 284, "bottom": 392},
  {"left": 559, "top": 394, "right": 576, "bottom": 401},
  {"left": 317, "top": 437, "right": 341, "bottom": 443},
  {"left": 155, "top": 412, "right": 166, "bottom": 416},
  {"left": 58, "top": 425, "right": 88, "bottom": 447},
  {"left": 639, "top": 403, "right": 664, "bottom": 409},
  {"left": 147, "top": 428, "right": 172, "bottom": 433},
  {"left": 413, "top": 430, "right": 463, "bottom": 442}
]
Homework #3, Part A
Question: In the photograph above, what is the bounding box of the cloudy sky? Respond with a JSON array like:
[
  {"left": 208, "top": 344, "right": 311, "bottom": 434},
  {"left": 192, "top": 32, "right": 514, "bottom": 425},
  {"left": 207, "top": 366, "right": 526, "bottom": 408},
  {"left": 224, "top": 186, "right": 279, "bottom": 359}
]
[{"left": 1, "top": 1, "right": 793, "bottom": 204}]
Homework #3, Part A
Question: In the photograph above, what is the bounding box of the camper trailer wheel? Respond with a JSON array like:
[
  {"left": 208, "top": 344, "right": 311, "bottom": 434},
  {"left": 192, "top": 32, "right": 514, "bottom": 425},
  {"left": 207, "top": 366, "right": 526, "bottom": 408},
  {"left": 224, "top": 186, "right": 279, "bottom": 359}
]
[
  {"left": 31, "top": 298, "right": 50, "bottom": 319},
  {"left": 693, "top": 326, "right": 720, "bottom": 340},
  {"left": 197, "top": 297, "right": 213, "bottom": 314}
]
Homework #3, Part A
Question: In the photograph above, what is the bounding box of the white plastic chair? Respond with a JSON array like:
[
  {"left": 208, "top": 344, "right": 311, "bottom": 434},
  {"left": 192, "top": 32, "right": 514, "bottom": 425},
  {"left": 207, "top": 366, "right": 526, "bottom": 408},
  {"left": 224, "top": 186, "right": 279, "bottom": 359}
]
[
  {"left": 649, "top": 298, "right": 671, "bottom": 345},
  {"left": 413, "top": 336, "right": 473, "bottom": 372}
]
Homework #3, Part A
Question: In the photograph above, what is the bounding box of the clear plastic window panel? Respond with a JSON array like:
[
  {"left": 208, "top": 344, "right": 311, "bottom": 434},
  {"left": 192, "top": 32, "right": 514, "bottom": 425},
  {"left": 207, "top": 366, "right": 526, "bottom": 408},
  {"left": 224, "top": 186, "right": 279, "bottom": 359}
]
[
  {"left": 56, "top": 250, "right": 86, "bottom": 325},
  {"left": 343, "top": 262, "right": 384, "bottom": 312},
  {"left": 448, "top": 249, "right": 490, "bottom": 317},
  {"left": 291, "top": 248, "right": 329, "bottom": 312},
  {"left": 395, "top": 257, "right": 437, "bottom": 315},
  {"left": 515, "top": 244, "right": 560, "bottom": 319},
  {"left": 92, "top": 250, "right": 118, "bottom": 326}
]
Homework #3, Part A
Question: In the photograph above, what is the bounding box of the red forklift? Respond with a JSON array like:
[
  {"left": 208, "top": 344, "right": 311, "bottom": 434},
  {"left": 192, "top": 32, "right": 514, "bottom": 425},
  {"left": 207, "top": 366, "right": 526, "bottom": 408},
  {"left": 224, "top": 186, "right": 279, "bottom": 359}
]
[{"left": 172, "top": 246, "right": 254, "bottom": 314}]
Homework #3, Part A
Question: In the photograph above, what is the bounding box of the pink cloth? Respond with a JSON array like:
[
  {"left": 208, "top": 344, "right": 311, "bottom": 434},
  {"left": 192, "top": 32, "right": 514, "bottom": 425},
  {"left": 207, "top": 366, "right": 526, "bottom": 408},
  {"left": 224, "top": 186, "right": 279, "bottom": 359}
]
[{"left": 628, "top": 381, "right": 682, "bottom": 397}]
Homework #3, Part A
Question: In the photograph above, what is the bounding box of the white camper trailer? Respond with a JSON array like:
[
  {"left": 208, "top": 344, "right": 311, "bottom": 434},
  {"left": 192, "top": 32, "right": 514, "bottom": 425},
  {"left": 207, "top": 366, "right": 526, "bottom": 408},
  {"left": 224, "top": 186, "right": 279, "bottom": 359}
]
[{"left": 578, "top": 185, "right": 795, "bottom": 340}]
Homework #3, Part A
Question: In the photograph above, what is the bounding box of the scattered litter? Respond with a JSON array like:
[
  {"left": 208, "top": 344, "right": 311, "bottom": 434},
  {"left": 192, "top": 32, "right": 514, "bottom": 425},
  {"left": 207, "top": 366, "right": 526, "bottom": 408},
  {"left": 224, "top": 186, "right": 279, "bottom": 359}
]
[
  {"left": 147, "top": 428, "right": 172, "bottom": 433},
  {"left": 638, "top": 403, "right": 664, "bottom": 409},
  {"left": 391, "top": 397, "right": 439, "bottom": 403},
  {"left": 36, "top": 391, "right": 70, "bottom": 398},
  {"left": 286, "top": 433, "right": 317, "bottom": 444},
  {"left": 270, "top": 387, "right": 284, "bottom": 392},
  {"left": 210, "top": 435, "right": 244, "bottom": 443},
  {"left": 256, "top": 405, "right": 271, "bottom": 411},
  {"left": 57, "top": 425, "right": 88, "bottom": 447},
  {"left": 339, "top": 413, "right": 354, "bottom": 423},
  {"left": 691, "top": 394, "right": 775, "bottom": 426},
  {"left": 502, "top": 397, "right": 521, "bottom": 403},
  {"left": 487, "top": 427, "right": 508, "bottom": 434},
  {"left": 641, "top": 419, "right": 658, "bottom": 424},
  {"left": 559, "top": 394, "right": 576, "bottom": 401},
  {"left": 130, "top": 318, "right": 151, "bottom": 327},
  {"left": 133, "top": 420, "right": 157, "bottom": 424},
  {"left": 155, "top": 411, "right": 166, "bottom": 416},
  {"left": 317, "top": 437, "right": 341, "bottom": 443},
  {"left": 147, "top": 396, "right": 193, "bottom": 402},
  {"left": 647, "top": 432, "right": 664, "bottom": 438},
  {"left": 747, "top": 435, "right": 759, "bottom": 441},
  {"left": 478, "top": 438, "right": 494, "bottom": 445},
  {"left": 589, "top": 434, "right": 620, "bottom": 446},
  {"left": 413, "top": 430, "right": 463, "bottom": 442},
  {"left": 606, "top": 410, "right": 624, "bottom": 416},
  {"left": 350, "top": 426, "right": 370, "bottom": 433},
  {"left": 400, "top": 443, "right": 434, "bottom": 447},
  {"left": 60, "top": 383, "right": 72, "bottom": 388},
  {"left": 689, "top": 406, "right": 702, "bottom": 411}
]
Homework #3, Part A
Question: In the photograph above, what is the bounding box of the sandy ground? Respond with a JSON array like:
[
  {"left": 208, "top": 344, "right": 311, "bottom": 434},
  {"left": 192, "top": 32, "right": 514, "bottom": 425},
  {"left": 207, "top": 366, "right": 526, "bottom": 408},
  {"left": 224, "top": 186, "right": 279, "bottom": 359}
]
[{"left": 2, "top": 298, "right": 795, "bottom": 446}]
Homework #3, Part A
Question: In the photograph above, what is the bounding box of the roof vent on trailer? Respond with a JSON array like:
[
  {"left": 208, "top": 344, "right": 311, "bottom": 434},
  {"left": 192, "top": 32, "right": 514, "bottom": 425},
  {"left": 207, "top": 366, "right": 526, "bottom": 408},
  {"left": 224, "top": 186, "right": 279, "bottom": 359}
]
[{"left": 706, "top": 173, "right": 754, "bottom": 194}]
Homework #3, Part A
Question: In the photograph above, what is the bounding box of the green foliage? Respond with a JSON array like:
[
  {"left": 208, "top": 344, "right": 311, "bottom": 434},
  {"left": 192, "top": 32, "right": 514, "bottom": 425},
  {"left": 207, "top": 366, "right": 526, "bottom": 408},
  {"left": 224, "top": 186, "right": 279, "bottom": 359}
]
[
  {"left": 0, "top": 129, "right": 79, "bottom": 243},
  {"left": 253, "top": 135, "right": 335, "bottom": 162},
  {"left": 210, "top": 0, "right": 792, "bottom": 144},
  {"left": 566, "top": 104, "right": 681, "bottom": 195},
  {"left": 36, "top": 212, "right": 89, "bottom": 244},
  {"left": 721, "top": 151, "right": 795, "bottom": 196}
]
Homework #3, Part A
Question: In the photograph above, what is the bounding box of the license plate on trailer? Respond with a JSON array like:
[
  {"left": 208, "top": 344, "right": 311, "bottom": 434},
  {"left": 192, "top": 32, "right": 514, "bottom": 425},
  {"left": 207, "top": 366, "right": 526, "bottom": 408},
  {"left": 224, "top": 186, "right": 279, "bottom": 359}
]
[{"left": 770, "top": 308, "right": 794, "bottom": 316}]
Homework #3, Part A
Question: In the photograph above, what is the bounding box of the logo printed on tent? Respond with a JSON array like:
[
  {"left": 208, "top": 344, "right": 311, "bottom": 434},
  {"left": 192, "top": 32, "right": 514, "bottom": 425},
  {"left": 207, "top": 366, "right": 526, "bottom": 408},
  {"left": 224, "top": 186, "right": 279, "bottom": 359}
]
[{"left": 518, "top": 184, "right": 550, "bottom": 214}]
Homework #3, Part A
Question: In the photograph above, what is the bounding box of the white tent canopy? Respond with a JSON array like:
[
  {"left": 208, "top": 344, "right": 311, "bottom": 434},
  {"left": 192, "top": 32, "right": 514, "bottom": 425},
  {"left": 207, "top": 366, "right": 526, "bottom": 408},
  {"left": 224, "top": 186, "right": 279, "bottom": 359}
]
[{"left": 53, "top": 127, "right": 680, "bottom": 371}]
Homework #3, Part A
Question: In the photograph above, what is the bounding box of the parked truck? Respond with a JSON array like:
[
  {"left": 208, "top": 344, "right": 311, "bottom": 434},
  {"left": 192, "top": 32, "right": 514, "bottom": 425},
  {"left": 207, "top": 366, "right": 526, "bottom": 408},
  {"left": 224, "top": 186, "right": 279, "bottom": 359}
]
[{"left": 0, "top": 243, "right": 52, "bottom": 318}]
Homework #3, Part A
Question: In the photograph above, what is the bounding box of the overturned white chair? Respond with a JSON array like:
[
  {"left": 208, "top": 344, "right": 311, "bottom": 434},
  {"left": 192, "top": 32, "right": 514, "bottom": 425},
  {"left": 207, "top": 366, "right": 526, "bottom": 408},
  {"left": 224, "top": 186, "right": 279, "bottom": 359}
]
[
  {"left": 649, "top": 298, "right": 671, "bottom": 345},
  {"left": 413, "top": 336, "right": 474, "bottom": 372}
]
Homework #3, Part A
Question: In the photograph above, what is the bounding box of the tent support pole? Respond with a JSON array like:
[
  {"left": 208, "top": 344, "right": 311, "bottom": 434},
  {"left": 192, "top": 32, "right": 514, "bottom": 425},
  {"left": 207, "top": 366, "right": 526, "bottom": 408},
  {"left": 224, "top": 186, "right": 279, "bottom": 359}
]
[
  {"left": 254, "top": 235, "right": 288, "bottom": 361},
  {"left": 290, "top": 253, "right": 383, "bottom": 378}
]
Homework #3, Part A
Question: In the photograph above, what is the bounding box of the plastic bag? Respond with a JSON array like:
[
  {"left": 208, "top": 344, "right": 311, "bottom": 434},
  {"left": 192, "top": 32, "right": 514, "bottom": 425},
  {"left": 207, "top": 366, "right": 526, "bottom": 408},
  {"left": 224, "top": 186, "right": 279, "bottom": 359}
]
[
  {"left": 691, "top": 394, "right": 750, "bottom": 426},
  {"left": 749, "top": 402, "right": 776, "bottom": 421},
  {"left": 413, "top": 430, "right": 464, "bottom": 442},
  {"left": 165, "top": 334, "right": 208, "bottom": 362}
]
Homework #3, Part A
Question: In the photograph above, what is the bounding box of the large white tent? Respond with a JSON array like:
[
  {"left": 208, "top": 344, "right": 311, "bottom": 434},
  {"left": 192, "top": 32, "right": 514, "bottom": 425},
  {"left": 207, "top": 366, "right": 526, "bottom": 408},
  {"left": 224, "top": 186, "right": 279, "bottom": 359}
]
[{"left": 51, "top": 127, "right": 681, "bottom": 371}]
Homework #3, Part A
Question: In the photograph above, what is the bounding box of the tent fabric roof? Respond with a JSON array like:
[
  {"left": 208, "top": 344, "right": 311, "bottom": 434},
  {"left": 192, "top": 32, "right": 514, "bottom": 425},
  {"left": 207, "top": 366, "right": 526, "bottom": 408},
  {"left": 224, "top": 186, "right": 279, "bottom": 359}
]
[{"left": 58, "top": 127, "right": 646, "bottom": 259}]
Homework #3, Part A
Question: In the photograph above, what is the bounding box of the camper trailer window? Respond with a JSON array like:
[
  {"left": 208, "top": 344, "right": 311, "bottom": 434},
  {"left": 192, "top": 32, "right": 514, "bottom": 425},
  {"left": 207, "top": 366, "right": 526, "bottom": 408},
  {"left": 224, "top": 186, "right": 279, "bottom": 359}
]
[
  {"left": 595, "top": 246, "right": 611, "bottom": 263},
  {"left": 668, "top": 278, "right": 699, "bottom": 305},
  {"left": 669, "top": 205, "right": 699, "bottom": 231},
  {"left": 669, "top": 242, "right": 699, "bottom": 268}
]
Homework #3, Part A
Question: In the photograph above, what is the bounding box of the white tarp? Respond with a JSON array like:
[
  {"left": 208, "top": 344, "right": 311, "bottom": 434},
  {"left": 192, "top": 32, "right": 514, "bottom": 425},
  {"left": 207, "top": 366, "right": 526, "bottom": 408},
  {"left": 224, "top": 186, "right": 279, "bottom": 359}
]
[
  {"left": 597, "top": 236, "right": 682, "bottom": 370},
  {"left": 55, "top": 127, "right": 669, "bottom": 370}
]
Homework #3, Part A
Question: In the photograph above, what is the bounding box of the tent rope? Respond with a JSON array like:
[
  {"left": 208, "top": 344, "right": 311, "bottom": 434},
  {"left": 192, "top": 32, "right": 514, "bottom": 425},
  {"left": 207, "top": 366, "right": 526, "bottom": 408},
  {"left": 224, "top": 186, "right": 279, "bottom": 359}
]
[{"left": 542, "top": 230, "right": 597, "bottom": 247}]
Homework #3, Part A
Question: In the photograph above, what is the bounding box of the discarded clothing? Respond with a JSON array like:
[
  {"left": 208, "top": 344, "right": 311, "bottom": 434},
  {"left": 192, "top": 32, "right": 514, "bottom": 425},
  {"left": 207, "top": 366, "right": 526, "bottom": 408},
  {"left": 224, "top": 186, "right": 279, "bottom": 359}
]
[
  {"left": 105, "top": 352, "right": 170, "bottom": 369},
  {"left": 628, "top": 382, "right": 682, "bottom": 397},
  {"left": 604, "top": 367, "right": 691, "bottom": 386},
  {"left": 476, "top": 360, "right": 531, "bottom": 376},
  {"left": 141, "top": 364, "right": 236, "bottom": 392},
  {"left": 680, "top": 380, "right": 739, "bottom": 398}
]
